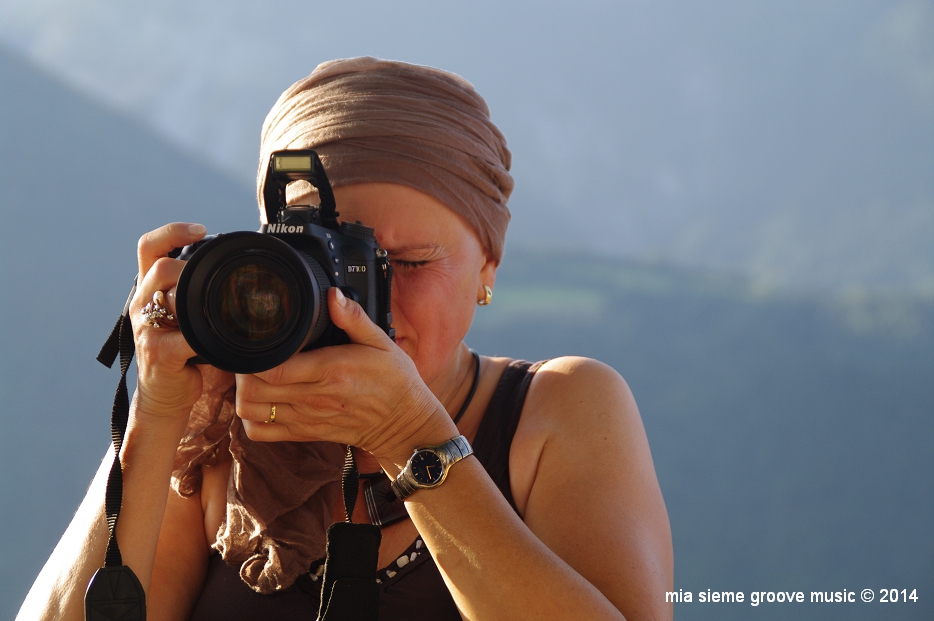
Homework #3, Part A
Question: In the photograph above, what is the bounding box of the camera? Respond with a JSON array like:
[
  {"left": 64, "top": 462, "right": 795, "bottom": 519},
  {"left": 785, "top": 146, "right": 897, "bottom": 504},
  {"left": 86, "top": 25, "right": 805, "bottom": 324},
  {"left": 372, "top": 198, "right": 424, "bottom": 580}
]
[{"left": 175, "top": 150, "right": 394, "bottom": 374}]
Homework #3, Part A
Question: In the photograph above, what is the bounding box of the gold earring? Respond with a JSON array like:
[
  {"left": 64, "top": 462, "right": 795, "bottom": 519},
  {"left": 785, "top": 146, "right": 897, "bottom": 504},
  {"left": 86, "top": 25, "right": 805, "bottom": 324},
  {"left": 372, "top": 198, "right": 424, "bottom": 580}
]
[{"left": 478, "top": 285, "right": 493, "bottom": 306}]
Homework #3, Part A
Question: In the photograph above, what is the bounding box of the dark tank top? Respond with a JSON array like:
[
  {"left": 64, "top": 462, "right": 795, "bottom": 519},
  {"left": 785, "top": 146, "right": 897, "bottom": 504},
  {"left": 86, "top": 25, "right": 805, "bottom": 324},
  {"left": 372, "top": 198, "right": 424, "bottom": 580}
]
[{"left": 189, "top": 359, "right": 544, "bottom": 621}]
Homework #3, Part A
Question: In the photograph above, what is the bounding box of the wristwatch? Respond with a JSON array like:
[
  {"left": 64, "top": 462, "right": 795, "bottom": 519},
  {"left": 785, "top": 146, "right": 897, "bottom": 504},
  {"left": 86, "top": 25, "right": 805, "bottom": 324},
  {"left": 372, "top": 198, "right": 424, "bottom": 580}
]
[{"left": 391, "top": 435, "right": 474, "bottom": 500}]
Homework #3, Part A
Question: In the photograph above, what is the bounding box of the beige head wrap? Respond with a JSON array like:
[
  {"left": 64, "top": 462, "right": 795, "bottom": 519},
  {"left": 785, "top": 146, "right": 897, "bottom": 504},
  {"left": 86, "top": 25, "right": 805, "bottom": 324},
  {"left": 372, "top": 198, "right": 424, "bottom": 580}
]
[
  {"left": 258, "top": 56, "right": 514, "bottom": 261},
  {"left": 172, "top": 58, "right": 513, "bottom": 594}
]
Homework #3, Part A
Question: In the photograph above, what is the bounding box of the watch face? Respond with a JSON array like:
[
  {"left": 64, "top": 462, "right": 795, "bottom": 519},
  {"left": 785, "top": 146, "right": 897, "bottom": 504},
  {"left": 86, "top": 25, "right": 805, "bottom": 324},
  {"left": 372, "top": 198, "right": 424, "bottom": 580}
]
[{"left": 411, "top": 450, "right": 445, "bottom": 486}]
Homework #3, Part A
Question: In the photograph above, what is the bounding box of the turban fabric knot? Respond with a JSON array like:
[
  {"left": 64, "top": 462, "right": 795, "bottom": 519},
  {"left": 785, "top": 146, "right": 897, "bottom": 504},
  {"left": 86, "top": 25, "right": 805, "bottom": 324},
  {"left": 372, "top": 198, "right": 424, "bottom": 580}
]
[{"left": 172, "top": 57, "right": 513, "bottom": 594}]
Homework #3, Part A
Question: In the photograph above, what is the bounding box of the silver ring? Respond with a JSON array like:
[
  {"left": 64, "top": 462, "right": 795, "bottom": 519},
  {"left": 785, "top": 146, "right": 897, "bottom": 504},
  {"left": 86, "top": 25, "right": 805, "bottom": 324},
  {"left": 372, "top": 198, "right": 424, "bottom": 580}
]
[{"left": 141, "top": 290, "right": 178, "bottom": 329}]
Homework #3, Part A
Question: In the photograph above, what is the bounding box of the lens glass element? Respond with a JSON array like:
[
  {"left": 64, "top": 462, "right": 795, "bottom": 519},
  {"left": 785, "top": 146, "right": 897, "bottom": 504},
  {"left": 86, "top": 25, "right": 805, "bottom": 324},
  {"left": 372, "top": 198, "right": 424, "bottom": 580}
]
[{"left": 217, "top": 264, "right": 292, "bottom": 341}]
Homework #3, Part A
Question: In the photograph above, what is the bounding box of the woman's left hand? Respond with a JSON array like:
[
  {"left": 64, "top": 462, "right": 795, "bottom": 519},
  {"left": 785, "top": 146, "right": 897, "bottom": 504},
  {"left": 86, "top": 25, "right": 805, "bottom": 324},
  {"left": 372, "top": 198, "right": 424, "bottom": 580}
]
[{"left": 233, "top": 287, "right": 456, "bottom": 465}]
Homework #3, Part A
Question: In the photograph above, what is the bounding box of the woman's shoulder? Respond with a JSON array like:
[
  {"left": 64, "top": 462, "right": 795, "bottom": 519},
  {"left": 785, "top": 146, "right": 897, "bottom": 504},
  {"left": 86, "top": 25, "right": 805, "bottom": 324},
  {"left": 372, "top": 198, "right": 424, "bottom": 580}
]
[
  {"left": 524, "top": 355, "right": 637, "bottom": 429},
  {"left": 505, "top": 355, "right": 642, "bottom": 515},
  {"left": 480, "top": 354, "right": 636, "bottom": 435}
]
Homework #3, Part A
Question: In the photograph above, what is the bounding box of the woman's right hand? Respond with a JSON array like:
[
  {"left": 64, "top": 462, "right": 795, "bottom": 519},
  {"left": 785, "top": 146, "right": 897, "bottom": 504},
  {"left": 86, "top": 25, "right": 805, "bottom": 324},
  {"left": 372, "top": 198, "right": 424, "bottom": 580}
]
[{"left": 129, "top": 222, "right": 208, "bottom": 419}]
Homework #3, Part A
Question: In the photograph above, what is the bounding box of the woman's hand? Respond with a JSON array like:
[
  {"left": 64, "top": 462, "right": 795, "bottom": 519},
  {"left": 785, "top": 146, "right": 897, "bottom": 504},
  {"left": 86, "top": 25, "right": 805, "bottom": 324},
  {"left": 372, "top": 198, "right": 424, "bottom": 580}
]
[
  {"left": 234, "top": 287, "right": 457, "bottom": 466},
  {"left": 130, "top": 222, "right": 207, "bottom": 419}
]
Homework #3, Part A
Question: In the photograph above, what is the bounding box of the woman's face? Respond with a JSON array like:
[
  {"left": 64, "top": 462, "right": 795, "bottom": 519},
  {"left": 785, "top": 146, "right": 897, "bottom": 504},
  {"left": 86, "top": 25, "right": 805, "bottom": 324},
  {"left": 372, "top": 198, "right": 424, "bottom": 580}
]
[{"left": 331, "top": 183, "right": 497, "bottom": 388}]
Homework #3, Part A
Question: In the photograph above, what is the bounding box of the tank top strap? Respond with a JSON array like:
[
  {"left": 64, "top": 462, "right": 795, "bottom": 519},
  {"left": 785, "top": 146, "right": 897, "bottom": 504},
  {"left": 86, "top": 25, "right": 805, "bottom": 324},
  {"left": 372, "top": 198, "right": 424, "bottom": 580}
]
[{"left": 471, "top": 359, "right": 547, "bottom": 513}]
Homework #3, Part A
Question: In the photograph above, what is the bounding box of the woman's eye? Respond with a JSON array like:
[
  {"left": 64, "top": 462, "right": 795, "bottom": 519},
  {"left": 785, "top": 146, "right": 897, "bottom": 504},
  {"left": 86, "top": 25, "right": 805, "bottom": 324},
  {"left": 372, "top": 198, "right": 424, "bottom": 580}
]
[{"left": 395, "top": 260, "right": 428, "bottom": 269}]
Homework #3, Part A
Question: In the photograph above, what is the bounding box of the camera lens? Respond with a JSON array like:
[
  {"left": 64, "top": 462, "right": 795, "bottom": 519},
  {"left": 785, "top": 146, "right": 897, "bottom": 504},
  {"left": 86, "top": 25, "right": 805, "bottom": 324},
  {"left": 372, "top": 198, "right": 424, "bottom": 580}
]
[
  {"left": 176, "top": 231, "right": 331, "bottom": 373},
  {"left": 216, "top": 263, "right": 293, "bottom": 342}
]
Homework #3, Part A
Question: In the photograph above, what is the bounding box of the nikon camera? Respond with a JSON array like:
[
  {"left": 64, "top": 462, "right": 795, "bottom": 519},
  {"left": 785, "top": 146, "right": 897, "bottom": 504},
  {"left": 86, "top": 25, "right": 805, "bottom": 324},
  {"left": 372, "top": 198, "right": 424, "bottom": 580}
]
[{"left": 175, "top": 150, "right": 394, "bottom": 374}]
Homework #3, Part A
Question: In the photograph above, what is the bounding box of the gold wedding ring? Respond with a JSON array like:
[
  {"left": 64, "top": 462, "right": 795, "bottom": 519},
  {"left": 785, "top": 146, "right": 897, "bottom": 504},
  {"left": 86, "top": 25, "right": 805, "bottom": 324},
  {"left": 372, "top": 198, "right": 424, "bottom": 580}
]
[{"left": 266, "top": 403, "right": 277, "bottom": 424}]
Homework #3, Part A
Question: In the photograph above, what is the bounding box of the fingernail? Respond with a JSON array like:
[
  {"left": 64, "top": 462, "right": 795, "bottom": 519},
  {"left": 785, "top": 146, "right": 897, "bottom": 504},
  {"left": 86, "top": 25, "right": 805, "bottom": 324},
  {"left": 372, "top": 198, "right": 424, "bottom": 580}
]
[
  {"left": 334, "top": 287, "right": 347, "bottom": 307},
  {"left": 188, "top": 224, "right": 207, "bottom": 236}
]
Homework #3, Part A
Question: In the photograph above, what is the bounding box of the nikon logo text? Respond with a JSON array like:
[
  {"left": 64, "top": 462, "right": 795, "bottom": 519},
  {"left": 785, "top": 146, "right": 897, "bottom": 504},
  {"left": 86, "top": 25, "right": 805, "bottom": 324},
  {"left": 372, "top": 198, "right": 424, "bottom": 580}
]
[{"left": 267, "top": 224, "right": 306, "bottom": 234}]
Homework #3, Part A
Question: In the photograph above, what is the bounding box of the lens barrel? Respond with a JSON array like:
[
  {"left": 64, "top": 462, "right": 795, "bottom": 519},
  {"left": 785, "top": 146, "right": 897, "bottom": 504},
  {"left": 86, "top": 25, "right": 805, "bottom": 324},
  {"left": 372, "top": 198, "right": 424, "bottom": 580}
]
[{"left": 176, "top": 232, "right": 331, "bottom": 373}]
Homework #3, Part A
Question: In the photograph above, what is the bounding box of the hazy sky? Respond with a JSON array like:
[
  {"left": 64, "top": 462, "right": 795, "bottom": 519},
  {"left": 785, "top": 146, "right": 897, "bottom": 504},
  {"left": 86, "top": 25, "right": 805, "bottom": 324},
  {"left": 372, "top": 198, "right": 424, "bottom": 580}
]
[{"left": 1, "top": 0, "right": 932, "bottom": 291}]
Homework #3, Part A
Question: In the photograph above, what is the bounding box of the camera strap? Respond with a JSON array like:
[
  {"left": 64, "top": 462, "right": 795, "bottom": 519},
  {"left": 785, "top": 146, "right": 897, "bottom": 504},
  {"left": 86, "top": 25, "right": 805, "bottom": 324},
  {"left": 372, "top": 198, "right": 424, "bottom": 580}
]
[
  {"left": 317, "top": 446, "right": 382, "bottom": 621},
  {"left": 86, "top": 279, "right": 147, "bottom": 620}
]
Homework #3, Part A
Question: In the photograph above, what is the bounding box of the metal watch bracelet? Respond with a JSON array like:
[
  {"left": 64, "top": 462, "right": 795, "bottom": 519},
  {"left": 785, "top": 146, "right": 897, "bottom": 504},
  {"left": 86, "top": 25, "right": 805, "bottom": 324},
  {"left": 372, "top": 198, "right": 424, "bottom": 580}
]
[{"left": 391, "top": 435, "right": 473, "bottom": 500}]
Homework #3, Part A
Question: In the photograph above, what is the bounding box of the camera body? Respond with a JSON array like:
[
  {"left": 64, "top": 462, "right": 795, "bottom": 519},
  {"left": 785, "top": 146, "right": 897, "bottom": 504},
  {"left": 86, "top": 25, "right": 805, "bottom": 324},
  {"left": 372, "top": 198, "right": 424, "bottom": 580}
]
[{"left": 175, "top": 150, "right": 394, "bottom": 374}]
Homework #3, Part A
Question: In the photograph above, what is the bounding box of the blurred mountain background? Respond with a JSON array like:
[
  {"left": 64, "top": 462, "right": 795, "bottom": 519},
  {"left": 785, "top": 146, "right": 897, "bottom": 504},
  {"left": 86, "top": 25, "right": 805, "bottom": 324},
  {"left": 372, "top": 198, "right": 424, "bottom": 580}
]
[
  {"left": 1, "top": 0, "right": 931, "bottom": 292},
  {"left": 1, "top": 1, "right": 932, "bottom": 619}
]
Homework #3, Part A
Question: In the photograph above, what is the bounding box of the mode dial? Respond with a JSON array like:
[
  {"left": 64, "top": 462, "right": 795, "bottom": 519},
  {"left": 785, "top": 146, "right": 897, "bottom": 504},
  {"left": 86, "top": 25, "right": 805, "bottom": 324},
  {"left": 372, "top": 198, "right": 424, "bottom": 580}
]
[{"left": 339, "top": 221, "right": 376, "bottom": 241}]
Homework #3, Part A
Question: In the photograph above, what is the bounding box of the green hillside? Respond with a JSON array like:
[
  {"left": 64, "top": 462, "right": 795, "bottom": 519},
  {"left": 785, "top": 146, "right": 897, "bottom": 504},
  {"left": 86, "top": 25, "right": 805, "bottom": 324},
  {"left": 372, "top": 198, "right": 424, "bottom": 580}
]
[{"left": 468, "top": 250, "right": 934, "bottom": 621}]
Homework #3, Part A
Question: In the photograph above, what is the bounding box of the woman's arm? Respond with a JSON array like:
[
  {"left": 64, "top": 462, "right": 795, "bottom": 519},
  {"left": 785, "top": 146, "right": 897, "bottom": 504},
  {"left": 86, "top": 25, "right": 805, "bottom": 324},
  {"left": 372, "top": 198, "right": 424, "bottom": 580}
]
[
  {"left": 18, "top": 449, "right": 113, "bottom": 620},
  {"left": 17, "top": 415, "right": 208, "bottom": 621},
  {"left": 391, "top": 357, "right": 671, "bottom": 621},
  {"left": 149, "top": 476, "right": 211, "bottom": 620},
  {"left": 18, "top": 223, "right": 212, "bottom": 621},
  {"left": 245, "top": 349, "right": 670, "bottom": 620}
]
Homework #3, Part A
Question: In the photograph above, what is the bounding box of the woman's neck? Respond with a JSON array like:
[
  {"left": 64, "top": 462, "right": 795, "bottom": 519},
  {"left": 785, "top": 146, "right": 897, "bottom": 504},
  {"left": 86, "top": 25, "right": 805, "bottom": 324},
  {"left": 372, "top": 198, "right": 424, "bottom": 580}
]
[{"left": 432, "top": 343, "right": 477, "bottom": 420}]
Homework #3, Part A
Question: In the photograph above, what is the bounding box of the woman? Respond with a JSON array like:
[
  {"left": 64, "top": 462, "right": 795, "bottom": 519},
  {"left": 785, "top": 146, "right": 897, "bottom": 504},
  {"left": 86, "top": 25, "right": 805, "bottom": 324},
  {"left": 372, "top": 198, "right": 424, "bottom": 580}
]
[{"left": 20, "top": 58, "right": 672, "bottom": 620}]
